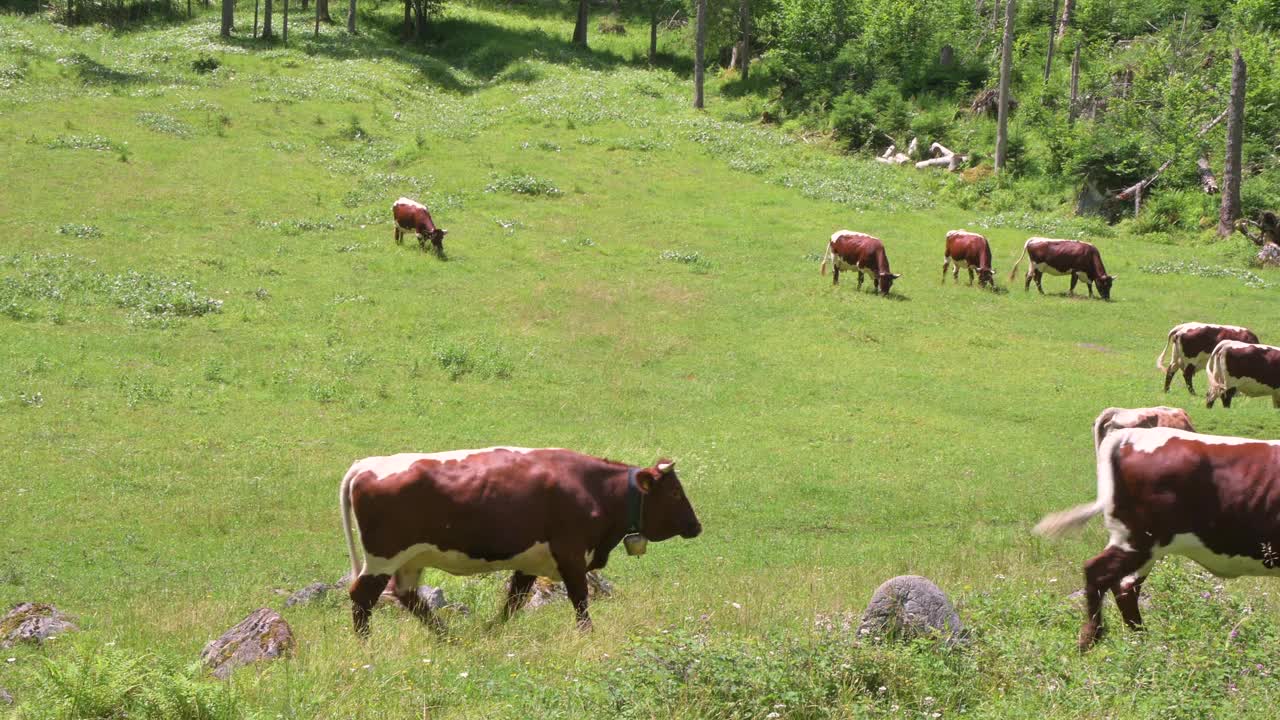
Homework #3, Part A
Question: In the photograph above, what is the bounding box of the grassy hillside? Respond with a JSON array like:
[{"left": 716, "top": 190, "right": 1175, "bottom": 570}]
[{"left": 2, "top": 4, "right": 1280, "bottom": 718}]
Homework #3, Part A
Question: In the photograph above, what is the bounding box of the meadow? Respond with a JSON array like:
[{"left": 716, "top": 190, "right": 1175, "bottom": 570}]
[{"left": 2, "top": 3, "right": 1280, "bottom": 718}]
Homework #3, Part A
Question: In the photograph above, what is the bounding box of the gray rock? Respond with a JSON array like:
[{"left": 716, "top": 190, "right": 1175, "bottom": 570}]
[
  {"left": 201, "top": 608, "right": 295, "bottom": 680},
  {"left": 285, "top": 582, "right": 337, "bottom": 608},
  {"left": 859, "top": 576, "right": 964, "bottom": 644},
  {"left": 524, "top": 572, "right": 614, "bottom": 610},
  {"left": 1257, "top": 245, "right": 1280, "bottom": 267},
  {"left": 0, "top": 688, "right": 12, "bottom": 705},
  {"left": 0, "top": 603, "right": 78, "bottom": 648}
]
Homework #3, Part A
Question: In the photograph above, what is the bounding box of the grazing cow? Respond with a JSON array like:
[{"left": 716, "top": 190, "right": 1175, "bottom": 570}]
[
  {"left": 392, "top": 197, "right": 448, "bottom": 253},
  {"left": 1204, "top": 340, "right": 1280, "bottom": 408},
  {"left": 942, "top": 230, "right": 995, "bottom": 287},
  {"left": 1008, "top": 238, "right": 1115, "bottom": 299},
  {"left": 339, "top": 447, "right": 701, "bottom": 637},
  {"left": 1092, "top": 406, "right": 1194, "bottom": 451},
  {"left": 1035, "top": 427, "right": 1280, "bottom": 650},
  {"left": 819, "top": 230, "right": 901, "bottom": 295},
  {"left": 1156, "top": 322, "right": 1260, "bottom": 394}
]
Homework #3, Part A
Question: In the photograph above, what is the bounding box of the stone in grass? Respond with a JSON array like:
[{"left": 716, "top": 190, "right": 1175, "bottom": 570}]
[
  {"left": 858, "top": 576, "right": 964, "bottom": 644},
  {"left": 0, "top": 603, "right": 78, "bottom": 648},
  {"left": 0, "top": 687, "right": 12, "bottom": 705},
  {"left": 201, "top": 608, "right": 295, "bottom": 680},
  {"left": 285, "top": 582, "right": 339, "bottom": 608},
  {"left": 523, "top": 572, "right": 615, "bottom": 610}
]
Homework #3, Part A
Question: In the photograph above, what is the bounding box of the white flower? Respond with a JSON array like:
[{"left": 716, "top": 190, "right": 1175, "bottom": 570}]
[
  {"left": 458, "top": 671, "right": 469, "bottom": 678},
  {"left": 731, "top": 602, "right": 742, "bottom": 609},
  {"left": 766, "top": 714, "right": 780, "bottom": 719}
]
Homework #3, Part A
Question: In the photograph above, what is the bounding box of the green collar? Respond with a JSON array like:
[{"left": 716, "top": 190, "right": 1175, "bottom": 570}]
[{"left": 626, "top": 467, "right": 645, "bottom": 535}]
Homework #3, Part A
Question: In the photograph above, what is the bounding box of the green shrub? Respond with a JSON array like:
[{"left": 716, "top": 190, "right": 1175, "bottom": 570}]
[{"left": 829, "top": 91, "right": 876, "bottom": 149}]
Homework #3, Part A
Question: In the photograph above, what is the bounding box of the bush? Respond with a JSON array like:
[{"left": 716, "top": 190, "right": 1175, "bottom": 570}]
[{"left": 830, "top": 91, "right": 876, "bottom": 149}]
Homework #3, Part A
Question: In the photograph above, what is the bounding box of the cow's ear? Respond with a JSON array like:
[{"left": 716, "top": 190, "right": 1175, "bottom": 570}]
[
  {"left": 634, "top": 468, "right": 657, "bottom": 494},
  {"left": 892, "top": 273, "right": 902, "bottom": 279}
]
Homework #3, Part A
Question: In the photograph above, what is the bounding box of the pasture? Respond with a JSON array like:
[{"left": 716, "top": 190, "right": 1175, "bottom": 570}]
[{"left": 2, "top": 4, "right": 1280, "bottom": 718}]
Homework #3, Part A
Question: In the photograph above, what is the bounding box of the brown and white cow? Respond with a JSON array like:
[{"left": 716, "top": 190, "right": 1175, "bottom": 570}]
[
  {"left": 1036, "top": 427, "right": 1280, "bottom": 650},
  {"left": 392, "top": 197, "right": 448, "bottom": 253},
  {"left": 1205, "top": 340, "right": 1280, "bottom": 408},
  {"left": 1156, "top": 322, "right": 1259, "bottom": 394},
  {"left": 942, "top": 230, "right": 995, "bottom": 287},
  {"left": 1092, "top": 406, "right": 1194, "bottom": 451},
  {"left": 819, "top": 230, "right": 901, "bottom": 295},
  {"left": 1008, "top": 237, "right": 1115, "bottom": 299},
  {"left": 339, "top": 447, "right": 701, "bottom": 636}
]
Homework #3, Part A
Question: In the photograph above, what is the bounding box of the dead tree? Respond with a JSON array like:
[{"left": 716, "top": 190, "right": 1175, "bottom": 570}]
[
  {"left": 572, "top": 0, "right": 588, "bottom": 45},
  {"left": 1068, "top": 45, "right": 1081, "bottom": 123},
  {"left": 1116, "top": 108, "right": 1229, "bottom": 212},
  {"left": 994, "top": 0, "right": 1015, "bottom": 172},
  {"left": 1218, "top": 49, "right": 1245, "bottom": 237},
  {"left": 693, "top": 0, "right": 706, "bottom": 108},
  {"left": 738, "top": 0, "right": 750, "bottom": 80},
  {"left": 1057, "top": 0, "right": 1074, "bottom": 38},
  {"left": 1235, "top": 212, "right": 1279, "bottom": 246},
  {"left": 1044, "top": 0, "right": 1058, "bottom": 82}
]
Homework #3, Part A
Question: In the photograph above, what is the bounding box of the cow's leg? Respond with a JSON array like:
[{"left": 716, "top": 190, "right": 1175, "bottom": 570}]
[
  {"left": 431, "top": 236, "right": 444, "bottom": 257},
  {"left": 500, "top": 571, "right": 537, "bottom": 622},
  {"left": 349, "top": 573, "right": 391, "bottom": 638},
  {"left": 1163, "top": 364, "right": 1178, "bottom": 393},
  {"left": 1034, "top": 271, "right": 1045, "bottom": 294},
  {"left": 1080, "top": 545, "right": 1148, "bottom": 650},
  {"left": 941, "top": 260, "right": 949, "bottom": 284},
  {"left": 1086, "top": 278, "right": 1095, "bottom": 297},
  {"left": 1024, "top": 269, "right": 1033, "bottom": 292},
  {"left": 856, "top": 271, "right": 865, "bottom": 291},
  {"left": 393, "top": 566, "right": 444, "bottom": 634},
  {"left": 832, "top": 267, "right": 839, "bottom": 286},
  {"left": 1273, "top": 392, "right": 1280, "bottom": 409},
  {"left": 967, "top": 267, "right": 974, "bottom": 285},
  {"left": 1112, "top": 573, "right": 1148, "bottom": 631},
  {"left": 1069, "top": 273, "right": 1079, "bottom": 296},
  {"left": 1183, "top": 365, "right": 1197, "bottom": 394},
  {"left": 1222, "top": 388, "right": 1237, "bottom": 408},
  {"left": 394, "top": 226, "right": 403, "bottom": 245},
  {"left": 551, "top": 549, "right": 592, "bottom": 631},
  {"left": 417, "top": 232, "right": 428, "bottom": 252}
]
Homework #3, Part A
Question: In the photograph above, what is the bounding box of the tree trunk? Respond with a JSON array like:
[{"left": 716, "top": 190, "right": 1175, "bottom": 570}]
[
  {"left": 221, "top": 0, "right": 233, "bottom": 36},
  {"left": 413, "top": 0, "right": 425, "bottom": 40},
  {"left": 1068, "top": 45, "right": 1080, "bottom": 123},
  {"left": 693, "top": 0, "right": 706, "bottom": 108},
  {"left": 1056, "top": 0, "right": 1073, "bottom": 38},
  {"left": 253, "top": 0, "right": 259, "bottom": 37},
  {"left": 1218, "top": 49, "right": 1246, "bottom": 237},
  {"left": 315, "top": 0, "right": 320, "bottom": 36},
  {"left": 283, "top": 0, "right": 288, "bottom": 44},
  {"left": 316, "top": 0, "right": 330, "bottom": 22},
  {"left": 994, "top": 0, "right": 1015, "bottom": 172},
  {"left": 738, "top": 0, "right": 750, "bottom": 80},
  {"left": 300, "top": 0, "right": 307, "bottom": 11},
  {"left": 346, "top": 0, "right": 355, "bottom": 33},
  {"left": 262, "top": 0, "right": 273, "bottom": 38},
  {"left": 403, "top": 0, "right": 411, "bottom": 37},
  {"left": 572, "top": 0, "right": 588, "bottom": 45},
  {"left": 1043, "top": 0, "right": 1057, "bottom": 82},
  {"left": 649, "top": 3, "right": 657, "bottom": 64}
]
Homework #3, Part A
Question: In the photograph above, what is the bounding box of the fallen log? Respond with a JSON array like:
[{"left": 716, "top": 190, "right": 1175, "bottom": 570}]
[
  {"left": 929, "top": 142, "right": 956, "bottom": 158},
  {"left": 1115, "top": 108, "right": 1229, "bottom": 206},
  {"left": 916, "top": 155, "right": 967, "bottom": 170},
  {"left": 876, "top": 153, "right": 911, "bottom": 165},
  {"left": 906, "top": 137, "right": 919, "bottom": 160}
]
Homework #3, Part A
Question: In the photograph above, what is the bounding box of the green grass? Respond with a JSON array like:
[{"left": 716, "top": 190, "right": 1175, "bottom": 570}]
[{"left": 3, "top": 3, "right": 1280, "bottom": 718}]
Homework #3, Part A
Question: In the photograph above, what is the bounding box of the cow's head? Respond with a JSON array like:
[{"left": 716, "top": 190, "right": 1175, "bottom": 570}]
[
  {"left": 977, "top": 267, "right": 995, "bottom": 287},
  {"left": 432, "top": 227, "right": 448, "bottom": 244},
  {"left": 877, "top": 272, "right": 902, "bottom": 295},
  {"left": 1097, "top": 274, "right": 1115, "bottom": 300},
  {"left": 637, "top": 459, "right": 702, "bottom": 541}
]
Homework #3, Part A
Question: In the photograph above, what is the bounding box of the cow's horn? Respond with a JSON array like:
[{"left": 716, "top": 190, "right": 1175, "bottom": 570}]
[{"left": 656, "top": 461, "right": 675, "bottom": 474}]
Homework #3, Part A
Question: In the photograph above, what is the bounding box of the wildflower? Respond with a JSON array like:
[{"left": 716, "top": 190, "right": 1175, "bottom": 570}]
[{"left": 458, "top": 671, "right": 469, "bottom": 678}]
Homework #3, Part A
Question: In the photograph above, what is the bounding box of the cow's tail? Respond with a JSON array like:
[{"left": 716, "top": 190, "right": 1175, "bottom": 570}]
[
  {"left": 1204, "top": 343, "right": 1229, "bottom": 404},
  {"left": 1007, "top": 240, "right": 1030, "bottom": 282},
  {"left": 1155, "top": 327, "right": 1181, "bottom": 373},
  {"left": 339, "top": 463, "right": 362, "bottom": 581},
  {"left": 1035, "top": 431, "right": 1121, "bottom": 538},
  {"left": 820, "top": 239, "right": 835, "bottom": 276},
  {"left": 1091, "top": 407, "right": 1116, "bottom": 452}
]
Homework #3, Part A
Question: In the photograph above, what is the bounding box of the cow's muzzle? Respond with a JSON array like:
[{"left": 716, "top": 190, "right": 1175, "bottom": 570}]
[{"left": 682, "top": 521, "right": 703, "bottom": 539}]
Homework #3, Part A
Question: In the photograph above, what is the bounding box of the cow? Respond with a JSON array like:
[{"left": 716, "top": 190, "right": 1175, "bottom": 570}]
[
  {"left": 819, "top": 230, "right": 901, "bottom": 295},
  {"left": 339, "top": 447, "right": 702, "bottom": 637},
  {"left": 1035, "top": 427, "right": 1280, "bottom": 650},
  {"left": 1156, "top": 322, "right": 1259, "bottom": 394},
  {"left": 1204, "top": 340, "right": 1280, "bottom": 409},
  {"left": 1092, "top": 406, "right": 1195, "bottom": 451},
  {"left": 1007, "top": 237, "right": 1115, "bottom": 299},
  {"left": 392, "top": 197, "right": 448, "bottom": 254},
  {"left": 942, "top": 230, "right": 995, "bottom": 287}
]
